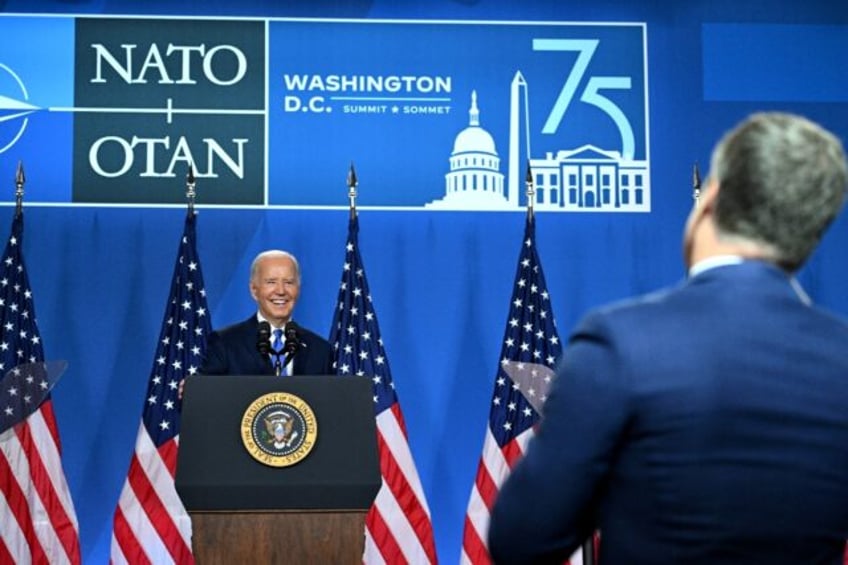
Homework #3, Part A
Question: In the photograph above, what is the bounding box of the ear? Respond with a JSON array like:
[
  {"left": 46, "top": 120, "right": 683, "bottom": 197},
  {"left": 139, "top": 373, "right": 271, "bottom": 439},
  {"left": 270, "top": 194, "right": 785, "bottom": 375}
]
[
  {"left": 684, "top": 177, "right": 718, "bottom": 243},
  {"left": 689, "top": 179, "right": 719, "bottom": 232},
  {"left": 249, "top": 280, "right": 258, "bottom": 301},
  {"left": 699, "top": 177, "right": 720, "bottom": 210}
]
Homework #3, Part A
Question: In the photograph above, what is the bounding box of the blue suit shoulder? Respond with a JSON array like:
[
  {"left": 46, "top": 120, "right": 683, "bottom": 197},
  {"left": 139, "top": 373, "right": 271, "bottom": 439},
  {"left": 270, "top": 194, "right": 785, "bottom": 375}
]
[
  {"left": 575, "top": 285, "right": 680, "bottom": 333},
  {"left": 298, "top": 324, "right": 333, "bottom": 352},
  {"left": 293, "top": 324, "right": 335, "bottom": 375}
]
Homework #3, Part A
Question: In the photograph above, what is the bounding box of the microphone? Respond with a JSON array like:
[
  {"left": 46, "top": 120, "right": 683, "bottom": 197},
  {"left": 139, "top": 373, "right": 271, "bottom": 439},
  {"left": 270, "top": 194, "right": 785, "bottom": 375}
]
[
  {"left": 257, "top": 321, "right": 272, "bottom": 356},
  {"left": 282, "top": 321, "right": 301, "bottom": 367}
]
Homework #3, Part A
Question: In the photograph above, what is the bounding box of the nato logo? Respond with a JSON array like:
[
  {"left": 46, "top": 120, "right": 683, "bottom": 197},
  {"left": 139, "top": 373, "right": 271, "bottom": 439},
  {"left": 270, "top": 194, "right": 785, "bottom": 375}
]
[
  {"left": 0, "top": 15, "right": 265, "bottom": 206},
  {"left": 270, "top": 20, "right": 649, "bottom": 212},
  {"left": 0, "top": 63, "right": 36, "bottom": 156},
  {"left": 0, "top": 16, "right": 75, "bottom": 203},
  {"left": 0, "top": 63, "right": 38, "bottom": 163}
]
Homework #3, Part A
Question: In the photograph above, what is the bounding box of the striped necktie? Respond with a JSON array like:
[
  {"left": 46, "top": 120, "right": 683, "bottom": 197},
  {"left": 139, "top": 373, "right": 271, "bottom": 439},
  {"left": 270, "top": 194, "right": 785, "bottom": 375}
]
[{"left": 272, "top": 328, "right": 285, "bottom": 375}]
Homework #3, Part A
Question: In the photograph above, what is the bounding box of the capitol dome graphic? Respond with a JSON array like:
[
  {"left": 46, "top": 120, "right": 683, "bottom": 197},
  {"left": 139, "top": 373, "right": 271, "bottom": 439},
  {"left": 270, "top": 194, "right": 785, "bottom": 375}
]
[{"left": 426, "top": 90, "right": 509, "bottom": 210}]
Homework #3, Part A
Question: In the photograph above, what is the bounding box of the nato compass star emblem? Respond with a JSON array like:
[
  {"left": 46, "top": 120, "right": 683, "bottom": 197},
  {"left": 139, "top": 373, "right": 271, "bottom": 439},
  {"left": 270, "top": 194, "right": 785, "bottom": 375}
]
[{"left": 0, "top": 63, "right": 37, "bottom": 155}]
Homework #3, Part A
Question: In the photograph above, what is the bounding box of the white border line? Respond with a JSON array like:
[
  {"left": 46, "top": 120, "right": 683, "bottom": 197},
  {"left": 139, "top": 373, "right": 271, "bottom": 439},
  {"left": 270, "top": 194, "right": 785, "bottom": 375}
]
[{"left": 0, "top": 15, "right": 649, "bottom": 212}]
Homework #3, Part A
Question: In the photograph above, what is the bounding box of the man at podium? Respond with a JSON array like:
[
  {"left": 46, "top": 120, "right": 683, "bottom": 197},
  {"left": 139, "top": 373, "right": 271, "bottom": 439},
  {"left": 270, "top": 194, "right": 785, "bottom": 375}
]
[
  {"left": 200, "top": 249, "right": 334, "bottom": 377},
  {"left": 175, "top": 250, "right": 379, "bottom": 565}
]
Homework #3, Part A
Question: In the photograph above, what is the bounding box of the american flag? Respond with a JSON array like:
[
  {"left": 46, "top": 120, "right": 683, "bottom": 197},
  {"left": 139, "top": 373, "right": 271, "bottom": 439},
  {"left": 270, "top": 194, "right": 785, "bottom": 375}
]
[
  {"left": 329, "top": 215, "right": 439, "bottom": 564},
  {"left": 110, "top": 213, "right": 210, "bottom": 564},
  {"left": 461, "top": 216, "right": 566, "bottom": 564},
  {"left": 0, "top": 212, "right": 81, "bottom": 564}
]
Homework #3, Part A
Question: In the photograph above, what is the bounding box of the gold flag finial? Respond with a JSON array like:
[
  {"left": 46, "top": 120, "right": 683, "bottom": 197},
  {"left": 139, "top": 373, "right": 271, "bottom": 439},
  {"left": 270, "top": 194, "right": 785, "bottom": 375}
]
[
  {"left": 186, "top": 162, "right": 197, "bottom": 216},
  {"left": 692, "top": 162, "right": 702, "bottom": 204},
  {"left": 347, "top": 162, "right": 358, "bottom": 219},
  {"left": 15, "top": 161, "right": 25, "bottom": 217}
]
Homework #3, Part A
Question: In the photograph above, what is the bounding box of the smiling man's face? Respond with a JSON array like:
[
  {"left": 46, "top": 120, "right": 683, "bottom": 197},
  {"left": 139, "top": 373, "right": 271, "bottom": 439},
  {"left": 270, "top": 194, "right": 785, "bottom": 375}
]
[{"left": 250, "top": 254, "right": 301, "bottom": 326}]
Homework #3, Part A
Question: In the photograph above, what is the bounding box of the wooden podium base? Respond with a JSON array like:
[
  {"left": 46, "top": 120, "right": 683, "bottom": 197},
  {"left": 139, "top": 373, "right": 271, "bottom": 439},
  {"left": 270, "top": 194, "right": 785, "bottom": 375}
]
[{"left": 190, "top": 511, "right": 367, "bottom": 564}]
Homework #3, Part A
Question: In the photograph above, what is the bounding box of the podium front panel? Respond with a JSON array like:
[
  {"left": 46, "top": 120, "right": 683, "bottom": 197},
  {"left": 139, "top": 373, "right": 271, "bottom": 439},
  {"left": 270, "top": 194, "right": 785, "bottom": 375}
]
[{"left": 175, "top": 374, "right": 381, "bottom": 511}]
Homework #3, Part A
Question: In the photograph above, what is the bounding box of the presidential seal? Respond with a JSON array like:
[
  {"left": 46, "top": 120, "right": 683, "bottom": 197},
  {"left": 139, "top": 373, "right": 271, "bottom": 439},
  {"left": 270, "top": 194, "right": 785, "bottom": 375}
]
[{"left": 241, "top": 392, "right": 317, "bottom": 467}]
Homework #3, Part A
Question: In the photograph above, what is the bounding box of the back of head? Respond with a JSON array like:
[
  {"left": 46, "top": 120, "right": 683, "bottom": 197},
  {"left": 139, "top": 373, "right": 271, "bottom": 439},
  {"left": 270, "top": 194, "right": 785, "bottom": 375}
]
[{"left": 710, "top": 112, "right": 848, "bottom": 271}]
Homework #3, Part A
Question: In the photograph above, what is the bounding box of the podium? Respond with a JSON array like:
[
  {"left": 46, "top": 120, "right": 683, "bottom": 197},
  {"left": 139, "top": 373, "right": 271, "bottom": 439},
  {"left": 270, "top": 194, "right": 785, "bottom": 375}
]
[{"left": 175, "top": 375, "right": 381, "bottom": 564}]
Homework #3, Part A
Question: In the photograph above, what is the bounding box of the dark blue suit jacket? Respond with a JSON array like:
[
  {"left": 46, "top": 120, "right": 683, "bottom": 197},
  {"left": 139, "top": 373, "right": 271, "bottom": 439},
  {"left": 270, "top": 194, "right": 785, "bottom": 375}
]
[
  {"left": 488, "top": 261, "right": 848, "bottom": 564},
  {"left": 200, "top": 315, "right": 334, "bottom": 376}
]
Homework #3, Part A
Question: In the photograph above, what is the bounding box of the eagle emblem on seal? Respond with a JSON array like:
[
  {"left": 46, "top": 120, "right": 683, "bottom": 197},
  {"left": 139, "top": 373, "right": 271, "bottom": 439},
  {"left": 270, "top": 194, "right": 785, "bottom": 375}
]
[{"left": 263, "top": 409, "right": 299, "bottom": 449}]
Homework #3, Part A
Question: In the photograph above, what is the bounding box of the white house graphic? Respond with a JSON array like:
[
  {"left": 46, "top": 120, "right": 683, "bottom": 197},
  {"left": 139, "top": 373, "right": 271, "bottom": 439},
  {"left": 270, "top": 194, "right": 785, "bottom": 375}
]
[
  {"left": 530, "top": 145, "right": 650, "bottom": 212},
  {"left": 428, "top": 71, "right": 650, "bottom": 212}
]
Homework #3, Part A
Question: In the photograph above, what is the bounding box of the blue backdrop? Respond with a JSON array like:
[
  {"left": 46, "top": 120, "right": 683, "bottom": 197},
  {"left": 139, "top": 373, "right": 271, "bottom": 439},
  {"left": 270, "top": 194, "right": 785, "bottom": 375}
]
[{"left": 1, "top": 1, "right": 848, "bottom": 563}]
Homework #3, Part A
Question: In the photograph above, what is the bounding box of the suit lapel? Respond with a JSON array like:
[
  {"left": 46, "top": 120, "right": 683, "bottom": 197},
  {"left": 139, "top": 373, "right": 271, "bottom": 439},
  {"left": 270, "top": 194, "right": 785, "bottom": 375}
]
[{"left": 240, "top": 316, "right": 275, "bottom": 375}]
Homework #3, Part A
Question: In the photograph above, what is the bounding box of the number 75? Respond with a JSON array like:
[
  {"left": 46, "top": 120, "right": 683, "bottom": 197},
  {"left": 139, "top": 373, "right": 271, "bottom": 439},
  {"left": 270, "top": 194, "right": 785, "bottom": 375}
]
[{"left": 533, "top": 39, "right": 635, "bottom": 159}]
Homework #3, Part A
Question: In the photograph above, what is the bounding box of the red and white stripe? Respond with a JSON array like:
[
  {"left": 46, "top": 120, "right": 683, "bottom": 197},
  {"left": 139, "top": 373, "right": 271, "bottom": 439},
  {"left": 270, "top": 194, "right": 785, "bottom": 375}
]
[
  {"left": 110, "top": 424, "right": 193, "bottom": 565},
  {"left": 0, "top": 401, "right": 81, "bottom": 565},
  {"left": 461, "top": 426, "right": 587, "bottom": 565},
  {"left": 461, "top": 426, "right": 532, "bottom": 565},
  {"left": 364, "top": 403, "right": 438, "bottom": 564}
]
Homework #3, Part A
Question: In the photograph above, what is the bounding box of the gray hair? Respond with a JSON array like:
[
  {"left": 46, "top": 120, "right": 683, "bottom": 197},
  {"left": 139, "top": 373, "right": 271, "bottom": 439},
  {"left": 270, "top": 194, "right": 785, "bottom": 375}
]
[
  {"left": 250, "top": 250, "right": 301, "bottom": 284},
  {"left": 710, "top": 112, "right": 848, "bottom": 271}
]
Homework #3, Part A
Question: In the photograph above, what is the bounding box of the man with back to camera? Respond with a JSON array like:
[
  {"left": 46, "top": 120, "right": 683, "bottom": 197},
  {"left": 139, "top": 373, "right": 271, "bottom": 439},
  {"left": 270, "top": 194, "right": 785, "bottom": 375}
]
[
  {"left": 487, "top": 112, "right": 848, "bottom": 564},
  {"left": 200, "top": 249, "right": 334, "bottom": 376}
]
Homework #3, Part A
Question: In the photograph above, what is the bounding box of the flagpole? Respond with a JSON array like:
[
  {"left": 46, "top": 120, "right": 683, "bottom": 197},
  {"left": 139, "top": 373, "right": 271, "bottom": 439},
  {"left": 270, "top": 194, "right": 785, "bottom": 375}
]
[
  {"left": 692, "top": 162, "right": 701, "bottom": 204},
  {"left": 347, "top": 162, "right": 358, "bottom": 220},
  {"left": 331, "top": 162, "right": 439, "bottom": 563},
  {"left": 111, "top": 164, "right": 210, "bottom": 563},
  {"left": 2, "top": 160, "right": 82, "bottom": 563},
  {"left": 531, "top": 154, "right": 595, "bottom": 565},
  {"left": 15, "top": 161, "right": 25, "bottom": 218},
  {"left": 186, "top": 162, "right": 197, "bottom": 217},
  {"left": 524, "top": 160, "right": 596, "bottom": 564},
  {"left": 525, "top": 161, "right": 534, "bottom": 222}
]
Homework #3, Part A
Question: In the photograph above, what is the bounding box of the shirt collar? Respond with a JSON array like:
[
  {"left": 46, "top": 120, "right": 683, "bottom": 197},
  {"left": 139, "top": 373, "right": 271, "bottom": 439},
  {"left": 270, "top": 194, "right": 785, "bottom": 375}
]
[
  {"left": 688, "top": 255, "right": 744, "bottom": 279},
  {"left": 256, "top": 312, "right": 287, "bottom": 331},
  {"left": 687, "top": 256, "right": 811, "bottom": 306}
]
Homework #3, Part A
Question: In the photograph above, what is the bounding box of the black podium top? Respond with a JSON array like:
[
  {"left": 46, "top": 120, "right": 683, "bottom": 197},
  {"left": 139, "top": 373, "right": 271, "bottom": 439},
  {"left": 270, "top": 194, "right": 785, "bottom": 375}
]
[{"left": 175, "top": 374, "right": 381, "bottom": 511}]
